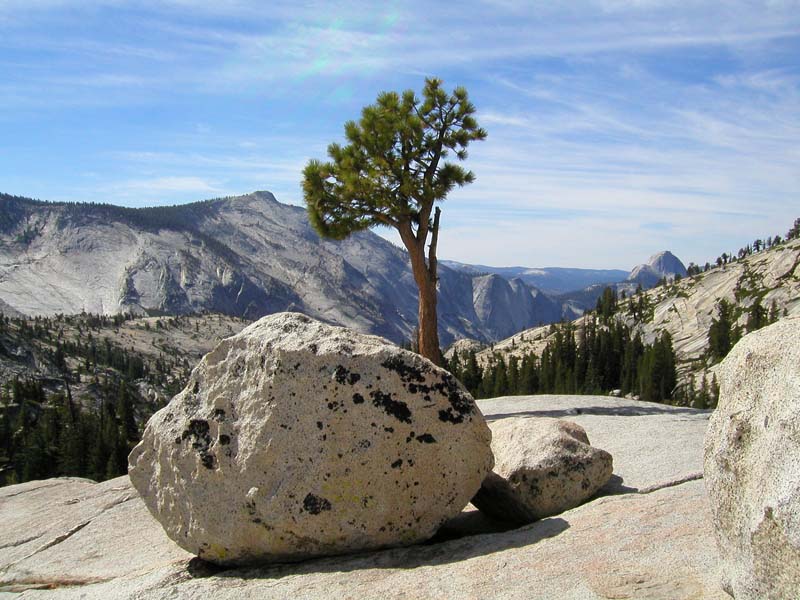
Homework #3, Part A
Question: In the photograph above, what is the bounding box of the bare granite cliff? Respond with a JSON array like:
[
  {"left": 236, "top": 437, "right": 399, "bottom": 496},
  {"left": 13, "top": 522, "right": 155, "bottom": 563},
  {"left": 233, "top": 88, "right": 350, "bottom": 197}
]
[{"left": 0, "top": 192, "right": 562, "bottom": 345}]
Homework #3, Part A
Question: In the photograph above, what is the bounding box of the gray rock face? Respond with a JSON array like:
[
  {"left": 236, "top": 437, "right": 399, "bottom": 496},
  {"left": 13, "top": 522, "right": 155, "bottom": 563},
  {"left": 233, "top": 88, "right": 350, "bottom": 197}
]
[
  {"left": 443, "top": 337, "right": 485, "bottom": 361},
  {"left": 628, "top": 250, "right": 687, "bottom": 287},
  {"left": 704, "top": 317, "right": 800, "bottom": 599},
  {"left": 479, "top": 395, "right": 709, "bottom": 494},
  {"left": 0, "top": 192, "right": 562, "bottom": 345},
  {"left": 128, "top": 312, "right": 493, "bottom": 566},
  {"left": 472, "top": 417, "right": 613, "bottom": 523},
  {"left": 470, "top": 275, "right": 562, "bottom": 340}
]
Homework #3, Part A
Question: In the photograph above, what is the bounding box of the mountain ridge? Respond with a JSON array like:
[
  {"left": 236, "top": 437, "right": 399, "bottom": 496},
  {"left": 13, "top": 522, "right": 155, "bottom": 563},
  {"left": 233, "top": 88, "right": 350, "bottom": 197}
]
[
  {"left": 627, "top": 250, "right": 688, "bottom": 287},
  {"left": 440, "top": 259, "right": 630, "bottom": 294},
  {"left": 0, "top": 191, "right": 562, "bottom": 345}
]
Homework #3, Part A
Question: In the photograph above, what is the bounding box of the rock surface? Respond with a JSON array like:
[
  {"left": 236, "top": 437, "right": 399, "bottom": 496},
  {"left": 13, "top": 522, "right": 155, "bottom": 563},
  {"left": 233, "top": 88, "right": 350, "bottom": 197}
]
[
  {"left": 128, "top": 312, "right": 493, "bottom": 566},
  {"left": 0, "top": 477, "right": 189, "bottom": 592},
  {"left": 0, "top": 192, "right": 564, "bottom": 345},
  {"left": 479, "top": 394, "right": 709, "bottom": 494},
  {"left": 628, "top": 250, "right": 688, "bottom": 287},
  {"left": 443, "top": 337, "right": 485, "bottom": 361},
  {"left": 704, "top": 317, "right": 800, "bottom": 599},
  {"left": 0, "top": 395, "right": 726, "bottom": 600},
  {"left": 472, "top": 418, "right": 613, "bottom": 523}
]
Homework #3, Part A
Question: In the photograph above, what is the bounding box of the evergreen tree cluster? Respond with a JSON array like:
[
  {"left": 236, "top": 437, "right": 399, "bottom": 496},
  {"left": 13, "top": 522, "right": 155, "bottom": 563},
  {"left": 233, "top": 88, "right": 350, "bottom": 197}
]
[
  {"left": 448, "top": 317, "right": 679, "bottom": 404},
  {"left": 1, "top": 312, "right": 191, "bottom": 393},
  {"left": 685, "top": 372, "right": 720, "bottom": 410},
  {"left": 0, "top": 312, "right": 200, "bottom": 487},
  {"left": 684, "top": 215, "right": 799, "bottom": 275},
  {"left": 707, "top": 297, "right": 780, "bottom": 364},
  {"left": 0, "top": 377, "right": 138, "bottom": 485}
]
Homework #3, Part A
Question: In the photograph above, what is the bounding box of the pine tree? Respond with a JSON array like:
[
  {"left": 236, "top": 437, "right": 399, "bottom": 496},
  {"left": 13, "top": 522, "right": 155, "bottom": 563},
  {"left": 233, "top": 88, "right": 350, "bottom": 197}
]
[
  {"left": 303, "top": 78, "right": 486, "bottom": 365},
  {"left": 708, "top": 299, "right": 735, "bottom": 362},
  {"left": 507, "top": 356, "right": 520, "bottom": 395},
  {"left": 491, "top": 357, "right": 509, "bottom": 397},
  {"left": 637, "top": 331, "right": 677, "bottom": 403},
  {"left": 621, "top": 333, "right": 644, "bottom": 395},
  {"left": 746, "top": 299, "right": 768, "bottom": 333},
  {"left": 709, "top": 375, "right": 720, "bottom": 409},
  {"left": 519, "top": 354, "right": 538, "bottom": 394},
  {"left": 461, "top": 351, "right": 482, "bottom": 397}
]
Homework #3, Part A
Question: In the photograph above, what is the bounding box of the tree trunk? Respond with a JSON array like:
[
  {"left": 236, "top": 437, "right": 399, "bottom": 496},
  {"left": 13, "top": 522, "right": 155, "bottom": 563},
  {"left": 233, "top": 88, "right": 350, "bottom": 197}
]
[
  {"left": 398, "top": 209, "right": 443, "bottom": 367},
  {"left": 415, "top": 263, "right": 442, "bottom": 366},
  {"left": 397, "top": 207, "right": 444, "bottom": 367}
]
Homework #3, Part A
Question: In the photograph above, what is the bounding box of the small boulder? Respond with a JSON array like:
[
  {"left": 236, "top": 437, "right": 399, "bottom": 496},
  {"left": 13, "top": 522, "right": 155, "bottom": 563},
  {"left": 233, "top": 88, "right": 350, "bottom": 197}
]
[
  {"left": 128, "top": 313, "right": 493, "bottom": 566},
  {"left": 472, "top": 417, "right": 613, "bottom": 524},
  {"left": 704, "top": 317, "right": 800, "bottom": 599}
]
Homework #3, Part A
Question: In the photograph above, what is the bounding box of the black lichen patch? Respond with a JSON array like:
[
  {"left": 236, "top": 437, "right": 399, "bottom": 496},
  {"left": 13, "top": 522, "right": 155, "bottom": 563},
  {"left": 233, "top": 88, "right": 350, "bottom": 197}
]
[
  {"left": 334, "top": 365, "right": 362, "bottom": 386},
  {"left": 181, "top": 419, "right": 215, "bottom": 469},
  {"left": 316, "top": 421, "right": 324, "bottom": 430},
  {"left": 302, "top": 493, "right": 332, "bottom": 515},
  {"left": 416, "top": 433, "right": 437, "bottom": 444},
  {"left": 218, "top": 434, "right": 231, "bottom": 445},
  {"left": 437, "top": 375, "right": 475, "bottom": 424},
  {"left": 370, "top": 390, "right": 412, "bottom": 424},
  {"left": 381, "top": 356, "right": 426, "bottom": 383},
  {"left": 333, "top": 365, "right": 350, "bottom": 384},
  {"left": 352, "top": 393, "right": 365, "bottom": 404},
  {"left": 192, "top": 380, "right": 200, "bottom": 394},
  {"left": 391, "top": 458, "right": 403, "bottom": 469},
  {"left": 213, "top": 408, "right": 226, "bottom": 422},
  {"left": 182, "top": 419, "right": 210, "bottom": 441}
]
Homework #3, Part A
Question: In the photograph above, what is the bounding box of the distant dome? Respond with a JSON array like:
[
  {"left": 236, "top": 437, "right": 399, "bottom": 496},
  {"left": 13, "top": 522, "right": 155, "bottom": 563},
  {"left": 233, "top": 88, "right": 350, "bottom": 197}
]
[
  {"left": 646, "top": 251, "right": 688, "bottom": 277},
  {"left": 628, "top": 251, "right": 687, "bottom": 287}
]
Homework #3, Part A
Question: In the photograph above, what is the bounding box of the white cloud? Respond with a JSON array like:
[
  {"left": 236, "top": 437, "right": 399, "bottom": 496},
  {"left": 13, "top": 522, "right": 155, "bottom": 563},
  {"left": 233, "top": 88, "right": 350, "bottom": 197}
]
[
  {"left": 2, "top": 0, "right": 798, "bottom": 267},
  {"left": 100, "top": 176, "right": 222, "bottom": 202}
]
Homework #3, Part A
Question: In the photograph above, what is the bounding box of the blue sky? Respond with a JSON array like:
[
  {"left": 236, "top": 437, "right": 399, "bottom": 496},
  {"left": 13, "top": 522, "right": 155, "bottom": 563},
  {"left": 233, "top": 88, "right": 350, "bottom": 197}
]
[{"left": 1, "top": 1, "right": 798, "bottom": 269}]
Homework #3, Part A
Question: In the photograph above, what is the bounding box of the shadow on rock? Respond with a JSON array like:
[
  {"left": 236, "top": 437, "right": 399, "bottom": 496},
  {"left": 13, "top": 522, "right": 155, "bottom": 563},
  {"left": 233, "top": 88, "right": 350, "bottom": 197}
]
[
  {"left": 185, "top": 516, "right": 570, "bottom": 581},
  {"left": 596, "top": 474, "right": 639, "bottom": 496},
  {"left": 485, "top": 404, "right": 711, "bottom": 421}
]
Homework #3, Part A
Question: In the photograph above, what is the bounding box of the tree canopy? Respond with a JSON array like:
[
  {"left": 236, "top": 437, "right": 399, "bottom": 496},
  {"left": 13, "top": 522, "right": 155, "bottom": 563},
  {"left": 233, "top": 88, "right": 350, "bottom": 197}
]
[{"left": 303, "top": 78, "right": 486, "bottom": 240}]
